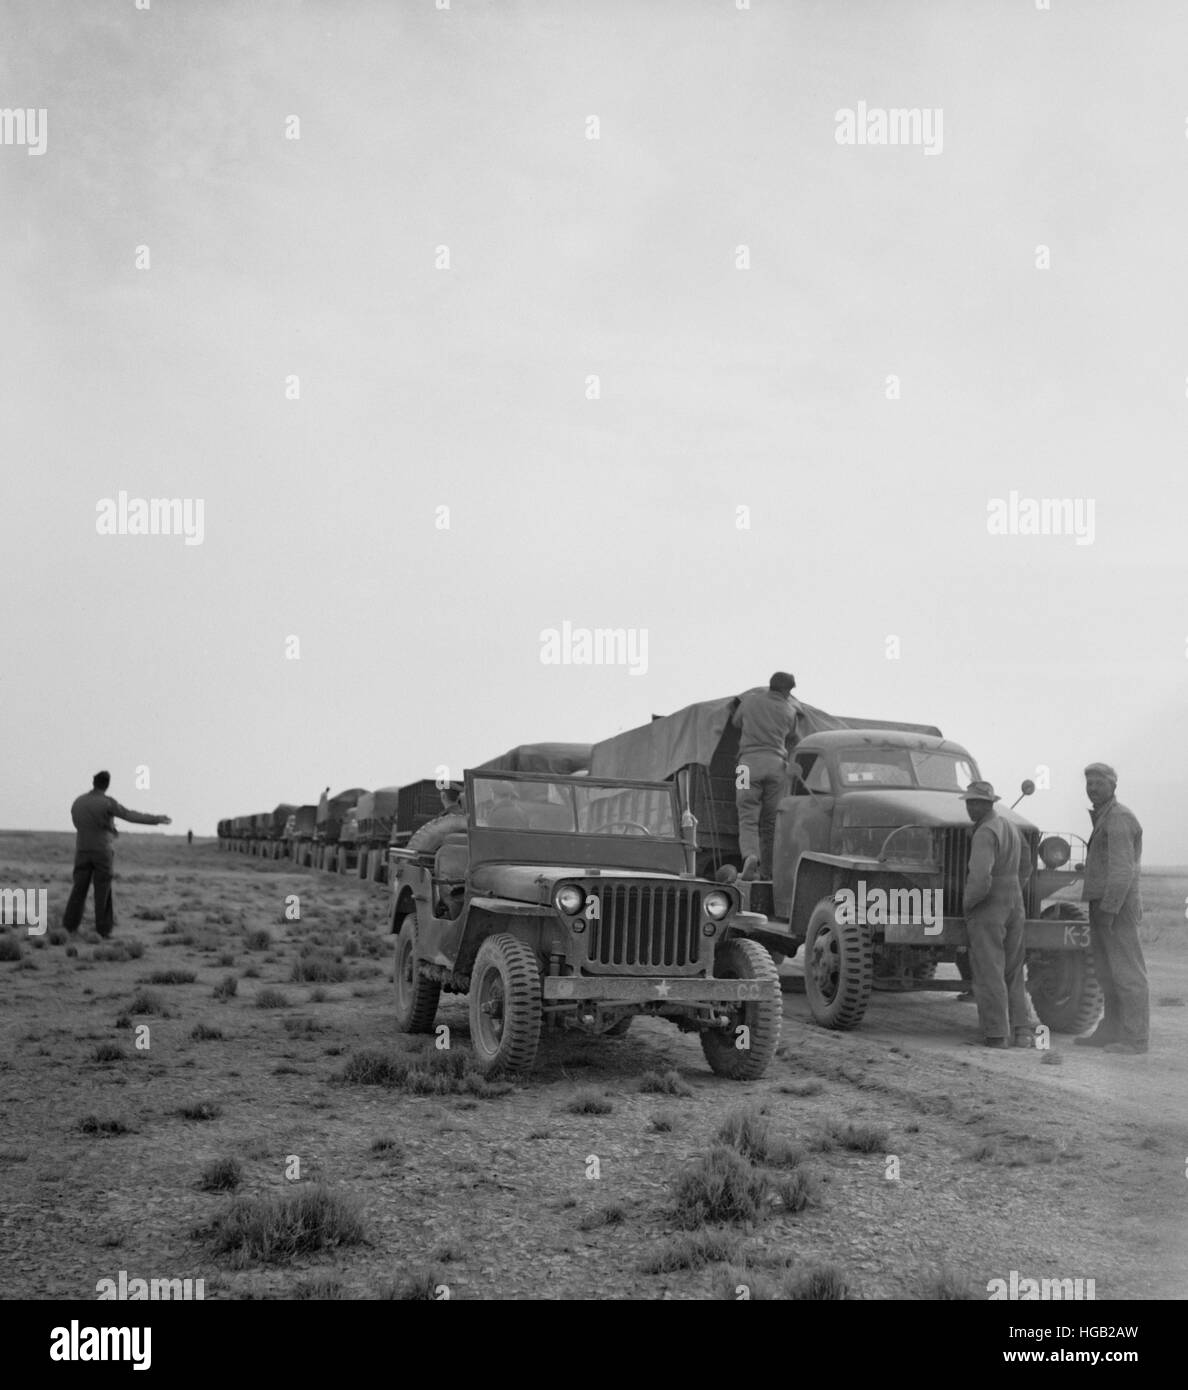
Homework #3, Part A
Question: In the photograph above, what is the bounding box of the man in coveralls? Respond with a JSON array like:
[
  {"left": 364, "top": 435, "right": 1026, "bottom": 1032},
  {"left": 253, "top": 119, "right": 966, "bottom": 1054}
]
[
  {"left": 1074, "top": 762, "right": 1148, "bottom": 1054},
  {"left": 961, "top": 780, "right": 1033, "bottom": 1049}
]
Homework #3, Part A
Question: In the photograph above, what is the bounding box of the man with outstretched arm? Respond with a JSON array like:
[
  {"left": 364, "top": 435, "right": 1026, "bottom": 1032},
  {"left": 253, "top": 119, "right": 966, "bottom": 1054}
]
[{"left": 63, "top": 771, "right": 171, "bottom": 939}]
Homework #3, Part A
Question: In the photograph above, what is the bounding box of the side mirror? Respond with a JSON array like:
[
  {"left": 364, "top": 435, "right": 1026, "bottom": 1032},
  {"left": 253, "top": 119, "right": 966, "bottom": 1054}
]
[{"left": 1019, "top": 779, "right": 1036, "bottom": 798}]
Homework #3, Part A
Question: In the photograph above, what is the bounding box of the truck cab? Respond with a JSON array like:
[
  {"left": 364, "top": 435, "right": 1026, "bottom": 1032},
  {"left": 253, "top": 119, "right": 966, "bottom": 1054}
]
[{"left": 589, "top": 696, "right": 1102, "bottom": 1036}]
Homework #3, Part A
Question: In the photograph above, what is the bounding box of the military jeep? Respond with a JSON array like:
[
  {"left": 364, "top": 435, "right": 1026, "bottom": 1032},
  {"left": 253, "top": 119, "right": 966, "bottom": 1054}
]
[{"left": 388, "top": 768, "right": 782, "bottom": 1077}]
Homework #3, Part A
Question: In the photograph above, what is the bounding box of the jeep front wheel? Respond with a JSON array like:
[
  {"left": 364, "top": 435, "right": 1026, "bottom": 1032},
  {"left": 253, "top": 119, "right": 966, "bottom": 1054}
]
[
  {"left": 469, "top": 934, "right": 542, "bottom": 1076},
  {"left": 699, "top": 938, "right": 782, "bottom": 1080},
  {"left": 393, "top": 914, "right": 441, "bottom": 1033},
  {"left": 804, "top": 896, "right": 873, "bottom": 1030}
]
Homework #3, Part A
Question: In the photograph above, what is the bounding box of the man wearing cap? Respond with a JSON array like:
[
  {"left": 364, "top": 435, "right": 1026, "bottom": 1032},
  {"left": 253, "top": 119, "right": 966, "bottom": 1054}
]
[
  {"left": 731, "top": 672, "right": 802, "bottom": 880},
  {"left": 961, "top": 780, "right": 1032, "bottom": 1048},
  {"left": 1075, "top": 763, "right": 1147, "bottom": 1054}
]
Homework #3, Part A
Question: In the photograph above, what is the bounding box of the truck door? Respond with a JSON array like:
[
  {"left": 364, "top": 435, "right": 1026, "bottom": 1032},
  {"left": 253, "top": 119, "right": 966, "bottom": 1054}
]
[{"left": 773, "top": 752, "right": 834, "bottom": 918}]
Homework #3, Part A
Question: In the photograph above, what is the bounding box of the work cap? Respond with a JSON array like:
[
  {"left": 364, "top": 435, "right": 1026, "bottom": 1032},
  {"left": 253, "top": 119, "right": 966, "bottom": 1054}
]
[{"left": 1083, "top": 762, "right": 1117, "bottom": 785}]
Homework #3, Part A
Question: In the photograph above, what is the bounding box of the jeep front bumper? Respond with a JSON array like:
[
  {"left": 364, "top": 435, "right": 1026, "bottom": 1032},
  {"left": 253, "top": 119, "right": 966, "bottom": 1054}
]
[{"left": 542, "top": 977, "right": 772, "bottom": 1003}]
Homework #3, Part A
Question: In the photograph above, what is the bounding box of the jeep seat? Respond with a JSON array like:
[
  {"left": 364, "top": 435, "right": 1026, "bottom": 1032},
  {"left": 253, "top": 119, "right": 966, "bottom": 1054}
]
[
  {"left": 434, "top": 832, "right": 469, "bottom": 884},
  {"left": 521, "top": 801, "right": 571, "bottom": 831},
  {"left": 434, "top": 833, "right": 469, "bottom": 920}
]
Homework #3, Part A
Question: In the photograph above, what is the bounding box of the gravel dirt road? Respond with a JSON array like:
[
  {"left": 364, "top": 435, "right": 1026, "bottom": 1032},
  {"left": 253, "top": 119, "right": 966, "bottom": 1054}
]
[{"left": 1, "top": 833, "right": 1183, "bottom": 1301}]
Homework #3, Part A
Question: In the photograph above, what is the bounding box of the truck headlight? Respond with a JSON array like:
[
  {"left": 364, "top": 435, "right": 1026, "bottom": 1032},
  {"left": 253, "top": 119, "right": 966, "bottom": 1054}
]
[
  {"left": 1039, "top": 836, "right": 1071, "bottom": 869},
  {"left": 704, "top": 890, "right": 731, "bottom": 920},
  {"left": 555, "top": 884, "right": 584, "bottom": 915}
]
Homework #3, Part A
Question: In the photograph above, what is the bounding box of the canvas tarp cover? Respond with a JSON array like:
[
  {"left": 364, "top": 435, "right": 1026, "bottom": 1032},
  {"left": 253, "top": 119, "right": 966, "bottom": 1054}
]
[
  {"left": 356, "top": 787, "right": 402, "bottom": 823},
  {"left": 589, "top": 692, "right": 942, "bottom": 783},
  {"left": 476, "top": 743, "right": 593, "bottom": 775}
]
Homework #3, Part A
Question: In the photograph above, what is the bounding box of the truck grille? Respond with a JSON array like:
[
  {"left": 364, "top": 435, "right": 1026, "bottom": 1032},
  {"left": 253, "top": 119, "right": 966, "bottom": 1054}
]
[
  {"left": 584, "top": 885, "right": 703, "bottom": 973},
  {"left": 941, "top": 825, "right": 1040, "bottom": 915},
  {"left": 940, "top": 827, "right": 971, "bottom": 910}
]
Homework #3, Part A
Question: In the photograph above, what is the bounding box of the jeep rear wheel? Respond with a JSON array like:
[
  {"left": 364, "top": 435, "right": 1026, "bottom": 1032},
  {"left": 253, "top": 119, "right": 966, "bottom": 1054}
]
[
  {"left": 699, "top": 938, "right": 782, "bottom": 1080},
  {"left": 469, "top": 934, "right": 542, "bottom": 1076},
  {"left": 804, "top": 896, "right": 873, "bottom": 1030},
  {"left": 393, "top": 914, "right": 441, "bottom": 1033},
  {"left": 1027, "top": 904, "right": 1103, "bottom": 1034}
]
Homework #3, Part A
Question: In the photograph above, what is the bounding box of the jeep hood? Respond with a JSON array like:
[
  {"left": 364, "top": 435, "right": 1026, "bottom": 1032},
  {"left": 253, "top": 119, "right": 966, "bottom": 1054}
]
[
  {"left": 838, "top": 790, "right": 1036, "bottom": 834},
  {"left": 470, "top": 863, "right": 686, "bottom": 904}
]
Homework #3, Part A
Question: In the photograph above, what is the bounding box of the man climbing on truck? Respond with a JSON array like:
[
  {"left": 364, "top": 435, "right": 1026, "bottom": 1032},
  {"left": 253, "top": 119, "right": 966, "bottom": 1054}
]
[{"left": 731, "top": 671, "right": 801, "bottom": 881}]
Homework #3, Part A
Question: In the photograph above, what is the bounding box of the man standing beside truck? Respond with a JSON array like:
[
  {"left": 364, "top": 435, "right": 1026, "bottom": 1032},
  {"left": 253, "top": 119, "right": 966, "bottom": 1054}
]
[
  {"left": 732, "top": 672, "right": 801, "bottom": 880},
  {"left": 960, "top": 780, "right": 1032, "bottom": 1048},
  {"left": 1075, "top": 762, "right": 1148, "bottom": 1054}
]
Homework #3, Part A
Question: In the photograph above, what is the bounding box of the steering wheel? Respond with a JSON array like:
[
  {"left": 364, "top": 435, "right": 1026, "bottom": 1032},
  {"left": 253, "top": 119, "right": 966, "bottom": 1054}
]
[{"left": 595, "top": 820, "right": 654, "bottom": 837}]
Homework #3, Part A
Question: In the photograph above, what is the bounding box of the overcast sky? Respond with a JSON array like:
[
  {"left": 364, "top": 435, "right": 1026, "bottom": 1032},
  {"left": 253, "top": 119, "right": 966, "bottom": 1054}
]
[{"left": 3, "top": 0, "right": 1185, "bottom": 862}]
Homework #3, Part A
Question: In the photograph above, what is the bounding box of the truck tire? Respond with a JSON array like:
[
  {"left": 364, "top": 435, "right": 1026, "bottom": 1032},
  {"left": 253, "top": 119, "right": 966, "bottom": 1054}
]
[
  {"left": 699, "top": 938, "right": 782, "bottom": 1080},
  {"left": 804, "top": 896, "right": 873, "bottom": 1030},
  {"left": 393, "top": 915, "right": 441, "bottom": 1033},
  {"left": 1026, "top": 903, "right": 1104, "bottom": 1034},
  {"left": 469, "top": 934, "right": 542, "bottom": 1076}
]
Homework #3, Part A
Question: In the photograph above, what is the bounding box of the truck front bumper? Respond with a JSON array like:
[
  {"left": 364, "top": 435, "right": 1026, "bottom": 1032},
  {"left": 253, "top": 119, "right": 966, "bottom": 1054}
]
[{"left": 883, "top": 917, "right": 1091, "bottom": 949}]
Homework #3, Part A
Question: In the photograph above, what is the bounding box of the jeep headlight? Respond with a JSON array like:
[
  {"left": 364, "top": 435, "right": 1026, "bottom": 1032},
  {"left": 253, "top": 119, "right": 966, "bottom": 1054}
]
[
  {"left": 554, "top": 884, "right": 584, "bottom": 915},
  {"left": 704, "top": 890, "right": 731, "bottom": 921}
]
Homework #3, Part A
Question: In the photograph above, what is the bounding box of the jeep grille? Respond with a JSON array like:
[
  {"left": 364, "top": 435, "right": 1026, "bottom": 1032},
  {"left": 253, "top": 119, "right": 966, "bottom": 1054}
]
[{"left": 584, "top": 884, "right": 703, "bottom": 973}]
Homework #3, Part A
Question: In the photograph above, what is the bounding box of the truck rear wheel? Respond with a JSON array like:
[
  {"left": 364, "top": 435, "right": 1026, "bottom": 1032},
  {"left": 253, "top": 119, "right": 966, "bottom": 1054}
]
[
  {"left": 1027, "top": 904, "right": 1104, "bottom": 1034},
  {"left": 804, "top": 896, "right": 873, "bottom": 1030},
  {"left": 469, "top": 934, "right": 542, "bottom": 1076},
  {"left": 393, "top": 915, "right": 441, "bottom": 1033},
  {"left": 699, "top": 938, "right": 782, "bottom": 1079}
]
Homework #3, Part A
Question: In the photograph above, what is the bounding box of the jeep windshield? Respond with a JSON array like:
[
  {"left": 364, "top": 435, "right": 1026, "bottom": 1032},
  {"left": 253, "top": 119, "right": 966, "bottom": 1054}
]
[
  {"left": 837, "top": 749, "right": 976, "bottom": 792},
  {"left": 470, "top": 774, "right": 678, "bottom": 838}
]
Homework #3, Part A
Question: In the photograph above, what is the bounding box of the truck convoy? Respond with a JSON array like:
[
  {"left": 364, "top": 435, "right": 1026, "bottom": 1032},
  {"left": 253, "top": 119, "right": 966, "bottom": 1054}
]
[{"left": 217, "top": 692, "right": 1102, "bottom": 1064}]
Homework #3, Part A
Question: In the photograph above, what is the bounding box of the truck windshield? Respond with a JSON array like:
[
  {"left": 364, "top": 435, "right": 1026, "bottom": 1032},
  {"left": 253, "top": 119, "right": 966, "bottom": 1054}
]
[
  {"left": 837, "top": 750, "right": 975, "bottom": 791},
  {"left": 471, "top": 776, "right": 677, "bottom": 837}
]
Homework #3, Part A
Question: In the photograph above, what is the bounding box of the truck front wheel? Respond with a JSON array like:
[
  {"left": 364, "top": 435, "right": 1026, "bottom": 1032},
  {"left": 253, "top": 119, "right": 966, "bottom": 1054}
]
[
  {"left": 1027, "top": 904, "right": 1104, "bottom": 1033},
  {"left": 699, "top": 938, "right": 782, "bottom": 1079},
  {"left": 804, "top": 896, "right": 873, "bottom": 1030},
  {"left": 469, "top": 934, "right": 542, "bottom": 1076}
]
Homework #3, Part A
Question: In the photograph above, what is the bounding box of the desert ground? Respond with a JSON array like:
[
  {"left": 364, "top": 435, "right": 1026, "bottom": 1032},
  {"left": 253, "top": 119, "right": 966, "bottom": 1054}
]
[{"left": 1, "top": 830, "right": 1184, "bottom": 1301}]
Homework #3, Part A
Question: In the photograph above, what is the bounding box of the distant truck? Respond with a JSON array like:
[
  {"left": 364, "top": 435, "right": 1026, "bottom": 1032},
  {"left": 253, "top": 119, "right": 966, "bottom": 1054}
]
[
  {"left": 352, "top": 787, "right": 401, "bottom": 882},
  {"left": 313, "top": 787, "right": 368, "bottom": 871},
  {"left": 590, "top": 694, "right": 1102, "bottom": 1036},
  {"left": 285, "top": 804, "right": 319, "bottom": 866},
  {"left": 388, "top": 758, "right": 782, "bottom": 1078}
]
